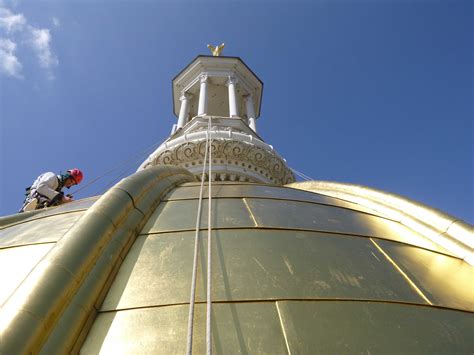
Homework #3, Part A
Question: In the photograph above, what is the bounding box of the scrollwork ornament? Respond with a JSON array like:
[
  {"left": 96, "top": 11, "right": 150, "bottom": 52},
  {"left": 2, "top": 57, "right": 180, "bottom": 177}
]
[
  {"left": 209, "top": 141, "right": 218, "bottom": 156},
  {"left": 248, "top": 146, "right": 265, "bottom": 165},
  {"left": 197, "top": 140, "right": 208, "bottom": 156},
  {"left": 176, "top": 142, "right": 197, "bottom": 162},
  {"left": 157, "top": 150, "right": 175, "bottom": 165},
  {"left": 270, "top": 157, "right": 283, "bottom": 176},
  {"left": 147, "top": 137, "right": 295, "bottom": 184},
  {"left": 223, "top": 141, "right": 244, "bottom": 157}
]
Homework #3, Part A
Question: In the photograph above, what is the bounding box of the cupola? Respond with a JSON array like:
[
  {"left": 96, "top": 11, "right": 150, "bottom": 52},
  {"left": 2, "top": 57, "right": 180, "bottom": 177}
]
[{"left": 138, "top": 46, "right": 295, "bottom": 185}]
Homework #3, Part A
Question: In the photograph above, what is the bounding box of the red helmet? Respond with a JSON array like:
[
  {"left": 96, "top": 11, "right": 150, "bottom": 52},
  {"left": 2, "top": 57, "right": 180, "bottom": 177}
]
[{"left": 68, "top": 168, "right": 83, "bottom": 184}]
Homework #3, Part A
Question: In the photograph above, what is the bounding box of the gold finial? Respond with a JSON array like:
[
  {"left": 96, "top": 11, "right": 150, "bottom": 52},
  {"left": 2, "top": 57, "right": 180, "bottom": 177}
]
[{"left": 207, "top": 43, "right": 225, "bottom": 56}]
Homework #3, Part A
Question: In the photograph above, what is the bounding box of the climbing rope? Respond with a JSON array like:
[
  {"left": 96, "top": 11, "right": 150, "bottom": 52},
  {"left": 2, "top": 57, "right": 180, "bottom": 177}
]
[
  {"left": 186, "top": 116, "right": 212, "bottom": 354},
  {"left": 68, "top": 140, "right": 161, "bottom": 197},
  {"left": 206, "top": 116, "right": 213, "bottom": 355},
  {"left": 290, "top": 167, "right": 313, "bottom": 181},
  {"left": 185, "top": 119, "right": 210, "bottom": 354},
  {"left": 96, "top": 164, "right": 138, "bottom": 195}
]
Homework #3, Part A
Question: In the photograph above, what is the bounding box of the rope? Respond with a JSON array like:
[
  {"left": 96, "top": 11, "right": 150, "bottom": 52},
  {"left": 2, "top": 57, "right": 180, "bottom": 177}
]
[
  {"left": 68, "top": 140, "right": 161, "bottom": 196},
  {"left": 95, "top": 164, "right": 138, "bottom": 195},
  {"left": 290, "top": 167, "right": 313, "bottom": 181},
  {"left": 206, "top": 116, "right": 213, "bottom": 355},
  {"left": 185, "top": 119, "right": 211, "bottom": 355}
]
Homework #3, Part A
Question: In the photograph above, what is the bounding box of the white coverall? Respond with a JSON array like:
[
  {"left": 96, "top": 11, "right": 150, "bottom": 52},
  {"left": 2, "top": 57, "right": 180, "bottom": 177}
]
[{"left": 26, "top": 172, "right": 62, "bottom": 204}]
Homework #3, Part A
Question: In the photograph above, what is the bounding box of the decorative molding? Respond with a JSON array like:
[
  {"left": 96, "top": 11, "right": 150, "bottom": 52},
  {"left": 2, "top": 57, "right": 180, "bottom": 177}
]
[{"left": 144, "top": 138, "right": 295, "bottom": 185}]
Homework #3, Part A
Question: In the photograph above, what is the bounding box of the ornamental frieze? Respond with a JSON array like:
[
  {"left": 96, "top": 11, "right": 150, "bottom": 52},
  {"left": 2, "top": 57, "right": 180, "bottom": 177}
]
[{"left": 146, "top": 138, "right": 295, "bottom": 185}]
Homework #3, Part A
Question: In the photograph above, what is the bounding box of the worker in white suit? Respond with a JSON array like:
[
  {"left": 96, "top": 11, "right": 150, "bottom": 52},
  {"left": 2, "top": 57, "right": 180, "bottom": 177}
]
[{"left": 20, "top": 168, "right": 84, "bottom": 212}]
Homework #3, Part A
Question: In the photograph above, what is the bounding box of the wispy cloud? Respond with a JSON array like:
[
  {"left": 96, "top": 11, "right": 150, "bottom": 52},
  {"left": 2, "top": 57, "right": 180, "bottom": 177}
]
[
  {"left": 0, "top": 37, "right": 22, "bottom": 78},
  {"left": 0, "top": 4, "right": 58, "bottom": 79},
  {"left": 0, "top": 7, "right": 25, "bottom": 33},
  {"left": 30, "top": 28, "right": 58, "bottom": 72},
  {"left": 52, "top": 17, "right": 60, "bottom": 28}
]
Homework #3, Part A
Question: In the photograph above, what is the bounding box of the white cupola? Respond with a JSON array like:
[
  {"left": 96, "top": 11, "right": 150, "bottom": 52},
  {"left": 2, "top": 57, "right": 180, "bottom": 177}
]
[
  {"left": 171, "top": 55, "right": 263, "bottom": 134},
  {"left": 138, "top": 48, "right": 295, "bottom": 185}
]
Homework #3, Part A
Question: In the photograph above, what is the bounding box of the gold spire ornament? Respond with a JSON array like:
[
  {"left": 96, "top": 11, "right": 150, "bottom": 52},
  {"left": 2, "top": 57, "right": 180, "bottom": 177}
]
[{"left": 207, "top": 43, "right": 225, "bottom": 56}]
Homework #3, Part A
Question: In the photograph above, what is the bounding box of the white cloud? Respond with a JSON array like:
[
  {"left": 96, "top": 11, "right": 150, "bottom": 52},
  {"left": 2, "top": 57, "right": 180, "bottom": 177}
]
[
  {"left": 0, "top": 37, "right": 22, "bottom": 77},
  {"left": 30, "top": 28, "right": 58, "bottom": 69},
  {"left": 0, "top": 7, "right": 25, "bottom": 33},
  {"left": 0, "top": 5, "right": 58, "bottom": 79}
]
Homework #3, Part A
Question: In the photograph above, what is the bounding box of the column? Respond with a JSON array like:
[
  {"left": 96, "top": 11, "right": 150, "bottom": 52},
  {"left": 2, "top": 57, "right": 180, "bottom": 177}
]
[
  {"left": 226, "top": 76, "right": 239, "bottom": 117},
  {"left": 198, "top": 74, "right": 208, "bottom": 116},
  {"left": 245, "top": 94, "right": 257, "bottom": 132},
  {"left": 177, "top": 92, "right": 192, "bottom": 129}
]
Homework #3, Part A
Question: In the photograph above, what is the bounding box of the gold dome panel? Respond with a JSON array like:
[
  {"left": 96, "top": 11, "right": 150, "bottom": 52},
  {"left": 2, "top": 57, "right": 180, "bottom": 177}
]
[{"left": 0, "top": 168, "right": 471, "bottom": 353}]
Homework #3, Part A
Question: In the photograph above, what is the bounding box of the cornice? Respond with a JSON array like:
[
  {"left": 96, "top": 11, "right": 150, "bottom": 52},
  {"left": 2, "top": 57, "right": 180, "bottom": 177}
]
[{"left": 142, "top": 138, "right": 295, "bottom": 185}]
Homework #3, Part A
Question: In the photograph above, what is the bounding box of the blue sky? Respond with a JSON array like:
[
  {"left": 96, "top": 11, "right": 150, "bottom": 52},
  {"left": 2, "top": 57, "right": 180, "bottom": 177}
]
[{"left": 0, "top": 0, "right": 472, "bottom": 223}]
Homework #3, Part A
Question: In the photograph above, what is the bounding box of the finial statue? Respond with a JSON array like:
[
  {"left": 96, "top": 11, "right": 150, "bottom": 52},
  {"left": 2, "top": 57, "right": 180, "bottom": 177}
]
[{"left": 207, "top": 43, "right": 225, "bottom": 56}]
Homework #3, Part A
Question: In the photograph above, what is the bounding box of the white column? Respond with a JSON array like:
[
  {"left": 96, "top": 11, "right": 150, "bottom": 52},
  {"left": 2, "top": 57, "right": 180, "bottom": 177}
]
[
  {"left": 198, "top": 74, "right": 208, "bottom": 116},
  {"left": 177, "top": 92, "right": 192, "bottom": 129},
  {"left": 245, "top": 94, "right": 257, "bottom": 132},
  {"left": 226, "top": 76, "right": 239, "bottom": 117}
]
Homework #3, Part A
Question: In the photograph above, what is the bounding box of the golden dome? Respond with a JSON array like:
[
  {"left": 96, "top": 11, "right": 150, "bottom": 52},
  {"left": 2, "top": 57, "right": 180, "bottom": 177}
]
[{"left": 0, "top": 166, "right": 472, "bottom": 353}]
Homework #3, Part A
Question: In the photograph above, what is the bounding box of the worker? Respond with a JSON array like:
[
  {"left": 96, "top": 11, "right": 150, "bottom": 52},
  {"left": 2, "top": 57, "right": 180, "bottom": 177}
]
[{"left": 20, "top": 168, "right": 84, "bottom": 212}]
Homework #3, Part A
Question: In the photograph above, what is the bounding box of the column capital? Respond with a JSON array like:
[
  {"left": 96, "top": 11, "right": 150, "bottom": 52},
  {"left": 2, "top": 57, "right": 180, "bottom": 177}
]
[
  {"left": 226, "top": 75, "right": 238, "bottom": 86},
  {"left": 200, "top": 74, "right": 209, "bottom": 83},
  {"left": 179, "top": 92, "right": 192, "bottom": 101}
]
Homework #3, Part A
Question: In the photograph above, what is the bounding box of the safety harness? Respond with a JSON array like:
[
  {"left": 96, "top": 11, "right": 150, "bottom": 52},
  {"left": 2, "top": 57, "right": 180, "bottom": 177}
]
[{"left": 20, "top": 175, "right": 67, "bottom": 212}]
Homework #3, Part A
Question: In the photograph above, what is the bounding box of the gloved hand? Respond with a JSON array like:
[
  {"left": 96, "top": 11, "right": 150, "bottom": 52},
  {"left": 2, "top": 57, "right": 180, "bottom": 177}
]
[{"left": 61, "top": 195, "right": 73, "bottom": 203}]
